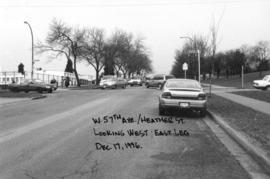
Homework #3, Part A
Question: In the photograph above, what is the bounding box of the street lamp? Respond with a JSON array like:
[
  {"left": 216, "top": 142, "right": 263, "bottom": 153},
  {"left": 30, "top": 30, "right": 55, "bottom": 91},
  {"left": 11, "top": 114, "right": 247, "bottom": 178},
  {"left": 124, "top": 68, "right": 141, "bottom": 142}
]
[
  {"left": 180, "top": 36, "right": 201, "bottom": 83},
  {"left": 24, "top": 21, "right": 34, "bottom": 80}
]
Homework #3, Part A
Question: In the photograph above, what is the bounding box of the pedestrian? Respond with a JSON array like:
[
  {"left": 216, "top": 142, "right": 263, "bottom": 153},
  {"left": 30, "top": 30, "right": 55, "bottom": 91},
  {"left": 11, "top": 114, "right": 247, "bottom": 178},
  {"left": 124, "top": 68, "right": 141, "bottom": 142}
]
[{"left": 65, "top": 76, "right": 70, "bottom": 88}]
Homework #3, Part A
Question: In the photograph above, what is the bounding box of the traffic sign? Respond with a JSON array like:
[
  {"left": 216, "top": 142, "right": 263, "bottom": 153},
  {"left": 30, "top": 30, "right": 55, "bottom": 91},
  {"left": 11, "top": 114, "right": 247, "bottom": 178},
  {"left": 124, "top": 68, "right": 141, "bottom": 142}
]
[{"left": 182, "top": 63, "right": 188, "bottom": 71}]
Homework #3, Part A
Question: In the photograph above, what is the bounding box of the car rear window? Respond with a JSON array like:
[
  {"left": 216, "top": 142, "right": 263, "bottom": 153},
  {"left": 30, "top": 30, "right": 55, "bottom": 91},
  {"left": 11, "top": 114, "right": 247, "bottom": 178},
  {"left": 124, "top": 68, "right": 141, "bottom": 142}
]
[
  {"left": 165, "top": 75, "right": 175, "bottom": 80},
  {"left": 153, "top": 75, "right": 164, "bottom": 80},
  {"left": 166, "top": 80, "right": 201, "bottom": 89}
]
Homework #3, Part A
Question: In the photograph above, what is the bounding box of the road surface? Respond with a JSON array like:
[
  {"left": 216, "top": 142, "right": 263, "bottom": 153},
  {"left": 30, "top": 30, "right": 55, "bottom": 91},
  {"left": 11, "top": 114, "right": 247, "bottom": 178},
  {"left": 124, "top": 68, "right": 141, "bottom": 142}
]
[{"left": 0, "top": 87, "right": 251, "bottom": 179}]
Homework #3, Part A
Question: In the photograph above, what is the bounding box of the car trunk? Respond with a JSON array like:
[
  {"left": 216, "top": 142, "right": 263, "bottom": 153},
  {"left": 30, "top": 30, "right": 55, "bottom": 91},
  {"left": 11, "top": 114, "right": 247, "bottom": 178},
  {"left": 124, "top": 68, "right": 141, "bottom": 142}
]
[{"left": 168, "top": 88, "right": 201, "bottom": 99}]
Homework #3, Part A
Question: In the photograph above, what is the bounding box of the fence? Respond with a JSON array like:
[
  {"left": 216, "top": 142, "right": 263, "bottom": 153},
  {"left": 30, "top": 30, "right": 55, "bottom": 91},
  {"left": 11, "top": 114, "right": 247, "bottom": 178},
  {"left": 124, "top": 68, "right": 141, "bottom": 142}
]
[{"left": 0, "top": 71, "right": 91, "bottom": 89}]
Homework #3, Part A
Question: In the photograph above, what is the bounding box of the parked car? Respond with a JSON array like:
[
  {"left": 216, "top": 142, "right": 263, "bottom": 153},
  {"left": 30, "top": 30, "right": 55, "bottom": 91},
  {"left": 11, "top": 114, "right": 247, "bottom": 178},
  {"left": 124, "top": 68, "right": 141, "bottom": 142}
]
[
  {"left": 146, "top": 74, "right": 175, "bottom": 89},
  {"left": 158, "top": 79, "right": 207, "bottom": 117},
  {"left": 8, "top": 79, "right": 54, "bottom": 93},
  {"left": 253, "top": 75, "right": 270, "bottom": 90},
  {"left": 144, "top": 75, "right": 153, "bottom": 86},
  {"left": 128, "top": 78, "right": 143, "bottom": 86},
  {"left": 99, "top": 77, "right": 126, "bottom": 89}
]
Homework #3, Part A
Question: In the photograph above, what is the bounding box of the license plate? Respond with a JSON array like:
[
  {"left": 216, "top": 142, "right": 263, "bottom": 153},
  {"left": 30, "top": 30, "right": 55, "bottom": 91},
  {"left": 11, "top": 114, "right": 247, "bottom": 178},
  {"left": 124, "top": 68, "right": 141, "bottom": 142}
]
[{"left": 179, "top": 102, "right": 189, "bottom": 108}]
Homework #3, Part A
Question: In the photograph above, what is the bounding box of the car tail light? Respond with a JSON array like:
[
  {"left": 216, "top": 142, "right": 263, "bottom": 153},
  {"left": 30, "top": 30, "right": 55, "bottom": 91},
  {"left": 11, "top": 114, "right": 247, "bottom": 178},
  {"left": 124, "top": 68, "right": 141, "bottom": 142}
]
[
  {"left": 198, "top": 93, "right": 206, "bottom": 100},
  {"left": 162, "top": 92, "right": 172, "bottom": 99}
]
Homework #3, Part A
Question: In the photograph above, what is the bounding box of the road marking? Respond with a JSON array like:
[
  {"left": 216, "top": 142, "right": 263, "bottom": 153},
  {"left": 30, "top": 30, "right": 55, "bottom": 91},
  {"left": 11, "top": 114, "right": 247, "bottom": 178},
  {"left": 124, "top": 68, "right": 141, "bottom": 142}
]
[{"left": 0, "top": 98, "right": 110, "bottom": 144}]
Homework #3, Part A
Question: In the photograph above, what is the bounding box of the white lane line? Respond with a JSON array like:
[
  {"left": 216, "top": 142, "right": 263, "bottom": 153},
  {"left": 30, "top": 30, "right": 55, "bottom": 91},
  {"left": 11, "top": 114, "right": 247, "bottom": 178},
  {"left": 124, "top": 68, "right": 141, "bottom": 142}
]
[{"left": 0, "top": 98, "right": 110, "bottom": 144}]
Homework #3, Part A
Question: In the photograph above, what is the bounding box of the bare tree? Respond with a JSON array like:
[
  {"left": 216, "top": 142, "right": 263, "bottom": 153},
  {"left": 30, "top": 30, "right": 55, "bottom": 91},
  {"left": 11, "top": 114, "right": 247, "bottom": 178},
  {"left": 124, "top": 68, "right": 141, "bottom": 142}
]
[
  {"left": 253, "top": 41, "right": 270, "bottom": 76},
  {"left": 113, "top": 31, "right": 133, "bottom": 78},
  {"left": 79, "top": 28, "right": 106, "bottom": 85},
  {"left": 209, "top": 10, "right": 225, "bottom": 78},
  {"left": 127, "top": 37, "right": 152, "bottom": 77},
  {"left": 182, "top": 35, "right": 210, "bottom": 79},
  {"left": 104, "top": 30, "right": 152, "bottom": 78},
  {"left": 36, "top": 19, "right": 85, "bottom": 86}
]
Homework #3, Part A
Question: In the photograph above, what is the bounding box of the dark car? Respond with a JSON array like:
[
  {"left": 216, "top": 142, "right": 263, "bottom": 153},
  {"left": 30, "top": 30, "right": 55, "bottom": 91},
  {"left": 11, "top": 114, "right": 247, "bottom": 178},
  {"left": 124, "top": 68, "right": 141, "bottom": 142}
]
[
  {"left": 8, "top": 79, "right": 54, "bottom": 93},
  {"left": 50, "top": 79, "right": 58, "bottom": 90},
  {"left": 146, "top": 74, "right": 175, "bottom": 89}
]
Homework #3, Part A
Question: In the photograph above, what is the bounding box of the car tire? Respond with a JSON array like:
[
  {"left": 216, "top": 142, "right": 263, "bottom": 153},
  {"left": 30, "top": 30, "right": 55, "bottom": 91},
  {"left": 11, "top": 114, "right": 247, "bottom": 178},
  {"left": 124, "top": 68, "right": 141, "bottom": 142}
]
[
  {"left": 25, "top": 90, "right": 29, "bottom": 93},
  {"left": 48, "top": 89, "right": 53, "bottom": 93},
  {"left": 159, "top": 104, "right": 165, "bottom": 115},
  {"left": 122, "top": 85, "right": 126, "bottom": 89}
]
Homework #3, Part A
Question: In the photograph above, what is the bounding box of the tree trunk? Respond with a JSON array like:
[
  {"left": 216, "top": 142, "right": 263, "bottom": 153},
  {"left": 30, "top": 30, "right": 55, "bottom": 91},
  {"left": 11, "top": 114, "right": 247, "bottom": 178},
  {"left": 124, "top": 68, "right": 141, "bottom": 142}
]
[
  {"left": 73, "top": 69, "right": 81, "bottom": 87},
  {"left": 216, "top": 69, "right": 220, "bottom": 79},
  {"left": 95, "top": 70, "right": 100, "bottom": 85},
  {"left": 259, "top": 70, "right": 262, "bottom": 77},
  {"left": 226, "top": 68, "right": 229, "bottom": 79},
  {"left": 73, "top": 58, "right": 81, "bottom": 87}
]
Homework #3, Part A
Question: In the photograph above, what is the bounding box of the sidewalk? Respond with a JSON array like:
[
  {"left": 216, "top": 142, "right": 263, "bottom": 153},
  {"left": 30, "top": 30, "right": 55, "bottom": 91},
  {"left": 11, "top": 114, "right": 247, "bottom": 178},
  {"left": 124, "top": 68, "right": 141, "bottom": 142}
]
[
  {"left": 205, "top": 84, "right": 270, "bottom": 116},
  {"left": 206, "top": 84, "right": 270, "bottom": 174}
]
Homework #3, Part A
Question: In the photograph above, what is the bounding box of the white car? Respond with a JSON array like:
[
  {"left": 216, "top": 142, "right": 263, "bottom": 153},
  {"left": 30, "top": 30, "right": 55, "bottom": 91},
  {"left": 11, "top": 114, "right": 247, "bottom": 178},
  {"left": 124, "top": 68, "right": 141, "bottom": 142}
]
[
  {"left": 128, "top": 78, "right": 142, "bottom": 86},
  {"left": 253, "top": 75, "right": 270, "bottom": 90},
  {"left": 159, "top": 79, "right": 207, "bottom": 117},
  {"left": 99, "top": 77, "right": 126, "bottom": 89}
]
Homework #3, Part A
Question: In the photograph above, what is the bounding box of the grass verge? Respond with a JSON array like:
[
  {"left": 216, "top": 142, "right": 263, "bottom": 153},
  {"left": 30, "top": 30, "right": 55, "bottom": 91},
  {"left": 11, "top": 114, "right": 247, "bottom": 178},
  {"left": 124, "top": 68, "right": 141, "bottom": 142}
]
[
  {"left": 202, "top": 70, "right": 270, "bottom": 89},
  {"left": 0, "top": 90, "right": 44, "bottom": 98},
  {"left": 231, "top": 90, "right": 270, "bottom": 103},
  {"left": 208, "top": 94, "right": 270, "bottom": 156}
]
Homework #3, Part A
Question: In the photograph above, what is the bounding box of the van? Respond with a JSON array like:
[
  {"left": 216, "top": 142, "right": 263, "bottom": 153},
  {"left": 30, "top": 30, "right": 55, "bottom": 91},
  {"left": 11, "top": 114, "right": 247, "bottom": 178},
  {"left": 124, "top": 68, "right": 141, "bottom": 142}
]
[{"left": 146, "top": 74, "right": 175, "bottom": 89}]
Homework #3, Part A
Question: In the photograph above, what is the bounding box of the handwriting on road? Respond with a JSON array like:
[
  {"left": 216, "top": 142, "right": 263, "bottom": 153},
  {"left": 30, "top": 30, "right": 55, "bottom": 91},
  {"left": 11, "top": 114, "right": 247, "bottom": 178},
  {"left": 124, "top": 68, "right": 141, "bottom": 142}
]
[{"left": 91, "top": 114, "right": 190, "bottom": 151}]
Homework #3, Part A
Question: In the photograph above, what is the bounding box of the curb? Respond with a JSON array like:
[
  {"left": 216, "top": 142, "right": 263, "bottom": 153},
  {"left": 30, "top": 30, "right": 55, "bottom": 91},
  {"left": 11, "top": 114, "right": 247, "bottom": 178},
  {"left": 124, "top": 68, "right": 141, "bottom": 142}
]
[
  {"left": 31, "top": 95, "right": 47, "bottom": 100},
  {"left": 207, "top": 110, "right": 270, "bottom": 175},
  {"left": 0, "top": 95, "right": 47, "bottom": 107},
  {"left": 0, "top": 99, "right": 30, "bottom": 107}
]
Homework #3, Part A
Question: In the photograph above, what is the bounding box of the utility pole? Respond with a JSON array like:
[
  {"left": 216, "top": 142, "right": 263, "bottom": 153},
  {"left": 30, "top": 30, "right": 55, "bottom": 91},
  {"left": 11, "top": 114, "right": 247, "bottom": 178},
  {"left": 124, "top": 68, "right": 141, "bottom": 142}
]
[
  {"left": 241, "top": 65, "right": 244, "bottom": 88},
  {"left": 24, "top": 21, "right": 34, "bottom": 80},
  {"left": 198, "top": 49, "right": 201, "bottom": 83}
]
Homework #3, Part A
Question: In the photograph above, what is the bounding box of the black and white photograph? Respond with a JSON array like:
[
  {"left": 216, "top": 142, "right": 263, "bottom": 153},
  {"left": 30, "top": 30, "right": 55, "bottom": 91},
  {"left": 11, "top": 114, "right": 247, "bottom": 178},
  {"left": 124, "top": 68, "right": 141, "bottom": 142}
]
[{"left": 0, "top": 0, "right": 270, "bottom": 178}]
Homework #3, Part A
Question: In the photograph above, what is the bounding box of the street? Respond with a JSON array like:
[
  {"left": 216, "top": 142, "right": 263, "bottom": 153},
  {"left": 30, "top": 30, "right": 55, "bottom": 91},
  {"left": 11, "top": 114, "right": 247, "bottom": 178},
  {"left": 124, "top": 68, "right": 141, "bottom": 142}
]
[{"left": 0, "top": 87, "right": 251, "bottom": 179}]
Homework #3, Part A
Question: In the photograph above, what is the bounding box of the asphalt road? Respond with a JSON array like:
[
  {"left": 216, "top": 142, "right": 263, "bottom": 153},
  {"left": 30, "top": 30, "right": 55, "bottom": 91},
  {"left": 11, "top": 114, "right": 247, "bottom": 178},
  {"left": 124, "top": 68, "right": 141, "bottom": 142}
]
[{"left": 0, "top": 87, "right": 251, "bottom": 179}]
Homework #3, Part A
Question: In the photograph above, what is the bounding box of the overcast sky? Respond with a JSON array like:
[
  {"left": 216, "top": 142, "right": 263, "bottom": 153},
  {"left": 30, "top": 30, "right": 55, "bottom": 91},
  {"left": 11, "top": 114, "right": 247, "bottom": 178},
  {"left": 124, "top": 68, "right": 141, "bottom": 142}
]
[{"left": 0, "top": 0, "right": 270, "bottom": 76}]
